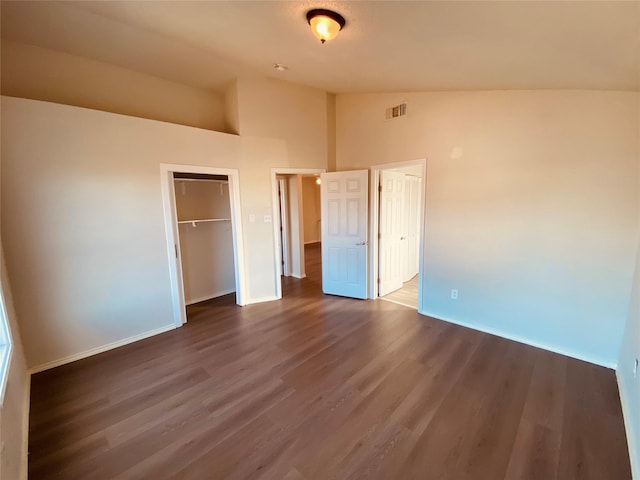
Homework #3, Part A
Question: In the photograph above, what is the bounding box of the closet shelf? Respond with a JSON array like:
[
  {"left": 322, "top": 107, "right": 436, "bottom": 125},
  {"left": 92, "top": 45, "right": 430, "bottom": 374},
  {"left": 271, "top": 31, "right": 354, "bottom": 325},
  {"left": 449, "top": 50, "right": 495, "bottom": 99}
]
[{"left": 178, "top": 218, "right": 231, "bottom": 226}]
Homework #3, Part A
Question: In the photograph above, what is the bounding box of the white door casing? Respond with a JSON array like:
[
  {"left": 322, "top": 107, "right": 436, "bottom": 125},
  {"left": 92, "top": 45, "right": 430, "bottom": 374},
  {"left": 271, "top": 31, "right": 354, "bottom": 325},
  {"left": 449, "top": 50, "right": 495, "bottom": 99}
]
[
  {"left": 378, "top": 170, "right": 405, "bottom": 296},
  {"left": 160, "top": 163, "right": 247, "bottom": 328},
  {"left": 321, "top": 170, "right": 369, "bottom": 299},
  {"left": 270, "top": 168, "right": 325, "bottom": 299}
]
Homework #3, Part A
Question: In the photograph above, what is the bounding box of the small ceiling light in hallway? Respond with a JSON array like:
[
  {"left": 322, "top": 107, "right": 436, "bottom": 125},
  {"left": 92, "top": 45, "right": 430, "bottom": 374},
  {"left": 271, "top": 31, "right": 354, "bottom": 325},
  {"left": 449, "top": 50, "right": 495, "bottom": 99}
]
[{"left": 306, "top": 9, "right": 346, "bottom": 44}]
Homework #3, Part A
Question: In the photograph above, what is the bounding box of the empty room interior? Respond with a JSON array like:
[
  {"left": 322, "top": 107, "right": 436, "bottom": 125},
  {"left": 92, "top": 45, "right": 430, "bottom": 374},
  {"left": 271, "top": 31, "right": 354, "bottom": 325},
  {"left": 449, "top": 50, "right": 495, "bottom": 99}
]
[{"left": 0, "top": 1, "right": 639, "bottom": 479}]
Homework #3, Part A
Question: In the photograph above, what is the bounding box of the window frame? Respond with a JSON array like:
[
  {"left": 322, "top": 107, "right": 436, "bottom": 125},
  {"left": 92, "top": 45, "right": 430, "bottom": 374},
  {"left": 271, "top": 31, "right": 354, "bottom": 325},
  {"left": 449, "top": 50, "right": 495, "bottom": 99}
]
[{"left": 0, "top": 284, "right": 14, "bottom": 405}]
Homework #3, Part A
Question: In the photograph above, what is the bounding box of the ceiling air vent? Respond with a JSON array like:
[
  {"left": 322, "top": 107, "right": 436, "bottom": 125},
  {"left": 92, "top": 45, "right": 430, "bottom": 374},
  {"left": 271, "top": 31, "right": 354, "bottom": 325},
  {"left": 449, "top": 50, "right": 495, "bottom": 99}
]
[{"left": 385, "top": 102, "right": 407, "bottom": 120}]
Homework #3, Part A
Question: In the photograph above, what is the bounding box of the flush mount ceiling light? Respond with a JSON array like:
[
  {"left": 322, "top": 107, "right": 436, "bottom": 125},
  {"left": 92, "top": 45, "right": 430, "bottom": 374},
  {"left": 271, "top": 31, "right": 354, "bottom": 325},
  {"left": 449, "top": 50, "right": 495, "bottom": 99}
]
[{"left": 306, "top": 9, "right": 346, "bottom": 44}]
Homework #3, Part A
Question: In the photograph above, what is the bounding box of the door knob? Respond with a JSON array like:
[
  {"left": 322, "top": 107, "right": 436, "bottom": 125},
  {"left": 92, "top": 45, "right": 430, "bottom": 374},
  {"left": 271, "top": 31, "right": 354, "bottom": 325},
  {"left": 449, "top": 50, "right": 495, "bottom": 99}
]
[
  {"left": 355, "top": 241, "right": 367, "bottom": 246},
  {"left": 400, "top": 236, "right": 407, "bottom": 240}
]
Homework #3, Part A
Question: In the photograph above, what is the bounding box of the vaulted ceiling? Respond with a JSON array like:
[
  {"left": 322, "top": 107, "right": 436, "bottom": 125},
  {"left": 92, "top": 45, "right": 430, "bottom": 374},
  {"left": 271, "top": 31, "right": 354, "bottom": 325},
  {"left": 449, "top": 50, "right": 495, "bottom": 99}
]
[{"left": 2, "top": 1, "right": 639, "bottom": 94}]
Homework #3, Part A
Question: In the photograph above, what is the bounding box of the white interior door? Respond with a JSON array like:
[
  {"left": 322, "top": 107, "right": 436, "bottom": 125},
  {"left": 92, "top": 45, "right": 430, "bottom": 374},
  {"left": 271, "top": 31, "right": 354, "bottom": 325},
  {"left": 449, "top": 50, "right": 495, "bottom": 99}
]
[
  {"left": 404, "top": 175, "right": 421, "bottom": 281},
  {"left": 321, "top": 170, "right": 368, "bottom": 299},
  {"left": 378, "top": 170, "right": 405, "bottom": 296}
]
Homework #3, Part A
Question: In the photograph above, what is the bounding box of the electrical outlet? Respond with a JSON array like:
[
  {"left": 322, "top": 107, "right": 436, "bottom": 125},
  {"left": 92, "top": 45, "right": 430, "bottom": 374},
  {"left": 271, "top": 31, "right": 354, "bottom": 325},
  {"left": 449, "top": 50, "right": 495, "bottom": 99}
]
[
  {"left": 451, "top": 289, "right": 458, "bottom": 300},
  {"left": 634, "top": 358, "right": 639, "bottom": 379}
]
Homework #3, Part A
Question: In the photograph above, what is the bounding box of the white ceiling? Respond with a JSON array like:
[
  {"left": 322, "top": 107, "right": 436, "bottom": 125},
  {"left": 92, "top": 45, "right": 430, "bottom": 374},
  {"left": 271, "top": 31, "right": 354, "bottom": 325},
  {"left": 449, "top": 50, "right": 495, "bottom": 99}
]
[{"left": 2, "top": 1, "right": 639, "bottom": 94}]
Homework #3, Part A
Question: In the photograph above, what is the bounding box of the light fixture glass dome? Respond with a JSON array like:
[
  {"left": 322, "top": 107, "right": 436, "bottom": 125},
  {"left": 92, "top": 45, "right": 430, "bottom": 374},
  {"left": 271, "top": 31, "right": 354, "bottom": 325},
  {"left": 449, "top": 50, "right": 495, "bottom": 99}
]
[{"left": 306, "top": 9, "right": 345, "bottom": 44}]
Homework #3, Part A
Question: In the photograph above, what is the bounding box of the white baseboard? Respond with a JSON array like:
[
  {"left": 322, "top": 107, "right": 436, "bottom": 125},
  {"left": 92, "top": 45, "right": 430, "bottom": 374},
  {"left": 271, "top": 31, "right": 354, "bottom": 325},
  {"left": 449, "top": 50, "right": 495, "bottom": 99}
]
[
  {"left": 28, "top": 324, "right": 176, "bottom": 374},
  {"left": 617, "top": 371, "right": 639, "bottom": 480},
  {"left": 417, "top": 309, "right": 616, "bottom": 369},
  {"left": 246, "top": 295, "right": 279, "bottom": 305},
  {"left": 186, "top": 289, "right": 235, "bottom": 306}
]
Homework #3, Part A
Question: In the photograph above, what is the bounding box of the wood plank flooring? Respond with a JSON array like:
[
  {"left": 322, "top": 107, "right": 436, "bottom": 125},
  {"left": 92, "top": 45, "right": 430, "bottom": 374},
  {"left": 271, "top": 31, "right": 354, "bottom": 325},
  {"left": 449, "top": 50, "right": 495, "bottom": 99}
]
[
  {"left": 382, "top": 275, "right": 419, "bottom": 309},
  {"left": 29, "top": 244, "right": 631, "bottom": 479}
]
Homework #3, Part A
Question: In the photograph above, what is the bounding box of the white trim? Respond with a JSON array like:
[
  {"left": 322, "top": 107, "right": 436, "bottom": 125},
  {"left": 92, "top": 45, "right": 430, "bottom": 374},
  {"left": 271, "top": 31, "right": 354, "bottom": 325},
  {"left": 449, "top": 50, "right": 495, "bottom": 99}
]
[
  {"left": 270, "top": 168, "right": 325, "bottom": 299},
  {"left": 369, "top": 158, "right": 427, "bottom": 310},
  {"left": 290, "top": 274, "right": 307, "bottom": 279},
  {"left": 160, "top": 163, "right": 248, "bottom": 330},
  {"left": 0, "top": 283, "right": 13, "bottom": 405},
  {"left": 160, "top": 164, "right": 187, "bottom": 326},
  {"left": 418, "top": 309, "right": 617, "bottom": 369},
  {"left": 28, "top": 324, "right": 176, "bottom": 374},
  {"left": 617, "top": 370, "right": 640, "bottom": 480},
  {"left": 20, "top": 374, "right": 30, "bottom": 480},
  {"left": 245, "top": 295, "right": 280, "bottom": 305},
  {"left": 271, "top": 168, "right": 326, "bottom": 175},
  {"left": 185, "top": 289, "right": 236, "bottom": 306},
  {"left": 0, "top": 343, "right": 12, "bottom": 406}
]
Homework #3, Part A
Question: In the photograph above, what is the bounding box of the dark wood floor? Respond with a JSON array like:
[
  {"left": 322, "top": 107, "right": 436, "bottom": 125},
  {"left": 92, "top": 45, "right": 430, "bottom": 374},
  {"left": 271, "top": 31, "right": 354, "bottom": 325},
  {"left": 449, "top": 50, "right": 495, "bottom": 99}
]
[{"left": 29, "top": 244, "right": 631, "bottom": 479}]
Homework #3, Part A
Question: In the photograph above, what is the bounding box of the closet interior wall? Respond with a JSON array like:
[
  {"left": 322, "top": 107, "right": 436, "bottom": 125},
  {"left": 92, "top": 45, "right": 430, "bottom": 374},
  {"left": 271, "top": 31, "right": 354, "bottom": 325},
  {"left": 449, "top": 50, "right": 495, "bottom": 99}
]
[
  {"left": 174, "top": 176, "right": 235, "bottom": 305},
  {"left": 302, "top": 176, "right": 321, "bottom": 244}
]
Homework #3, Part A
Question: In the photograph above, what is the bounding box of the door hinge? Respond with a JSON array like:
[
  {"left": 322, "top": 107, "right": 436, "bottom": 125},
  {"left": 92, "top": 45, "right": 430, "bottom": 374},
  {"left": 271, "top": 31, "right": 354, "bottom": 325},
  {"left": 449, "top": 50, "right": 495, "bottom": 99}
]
[
  {"left": 378, "top": 184, "right": 382, "bottom": 193},
  {"left": 377, "top": 277, "right": 381, "bottom": 283},
  {"left": 378, "top": 233, "right": 382, "bottom": 239},
  {"left": 174, "top": 245, "right": 178, "bottom": 258}
]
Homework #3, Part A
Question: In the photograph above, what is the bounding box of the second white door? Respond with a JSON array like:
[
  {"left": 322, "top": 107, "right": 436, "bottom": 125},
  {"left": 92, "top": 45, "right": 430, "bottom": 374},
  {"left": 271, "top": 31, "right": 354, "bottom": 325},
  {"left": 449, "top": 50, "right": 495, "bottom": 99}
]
[
  {"left": 321, "top": 170, "right": 368, "bottom": 299},
  {"left": 378, "top": 170, "right": 405, "bottom": 296}
]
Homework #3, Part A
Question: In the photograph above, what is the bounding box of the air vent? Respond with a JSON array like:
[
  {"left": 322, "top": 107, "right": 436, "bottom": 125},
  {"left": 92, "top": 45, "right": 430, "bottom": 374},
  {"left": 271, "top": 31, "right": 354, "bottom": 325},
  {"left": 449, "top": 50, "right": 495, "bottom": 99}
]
[{"left": 385, "top": 103, "right": 407, "bottom": 120}]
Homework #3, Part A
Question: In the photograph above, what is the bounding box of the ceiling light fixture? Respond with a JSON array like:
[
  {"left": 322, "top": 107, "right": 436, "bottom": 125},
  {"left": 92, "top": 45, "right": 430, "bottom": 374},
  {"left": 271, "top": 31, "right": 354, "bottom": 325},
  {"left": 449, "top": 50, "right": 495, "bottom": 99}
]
[{"left": 306, "top": 9, "right": 345, "bottom": 44}]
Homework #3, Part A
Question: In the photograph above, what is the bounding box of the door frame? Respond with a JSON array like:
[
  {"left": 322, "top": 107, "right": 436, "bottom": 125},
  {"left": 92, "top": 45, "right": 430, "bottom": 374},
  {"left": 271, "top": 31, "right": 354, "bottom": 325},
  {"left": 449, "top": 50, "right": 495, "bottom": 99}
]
[
  {"left": 270, "top": 168, "right": 325, "bottom": 299},
  {"left": 160, "top": 163, "right": 247, "bottom": 328},
  {"left": 369, "top": 158, "right": 427, "bottom": 310}
]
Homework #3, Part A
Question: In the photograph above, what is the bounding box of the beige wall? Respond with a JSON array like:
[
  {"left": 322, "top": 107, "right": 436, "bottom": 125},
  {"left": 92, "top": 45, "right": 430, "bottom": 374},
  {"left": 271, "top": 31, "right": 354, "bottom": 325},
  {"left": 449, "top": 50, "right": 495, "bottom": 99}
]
[
  {"left": 337, "top": 90, "right": 640, "bottom": 367},
  {"left": 224, "top": 81, "right": 240, "bottom": 136},
  {"left": 0, "top": 249, "right": 29, "bottom": 480},
  {"left": 235, "top": 78, "right": 328, "bottom": 169},
  {"left": 1, "top": 96, "right": 290, "bottom": 370},
  {"left": 1, "top": 41, "right": 226, "bottom": 132},
  {"left": 302, "top": 177, "right": 321, "bottom": 244},
  {"left": 326, "top": 93, "right": 337, "bottom": 172}
]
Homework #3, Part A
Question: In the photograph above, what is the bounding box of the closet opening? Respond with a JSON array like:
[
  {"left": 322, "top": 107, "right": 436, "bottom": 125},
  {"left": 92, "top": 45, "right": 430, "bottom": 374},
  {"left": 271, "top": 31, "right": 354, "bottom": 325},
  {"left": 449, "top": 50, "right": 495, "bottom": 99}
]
[
  {"left": 174, "top": 172, "right": 236, "bottom": 308},
  {"left": 160, "top": 164, "right": 247, "bottom": 328}
]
